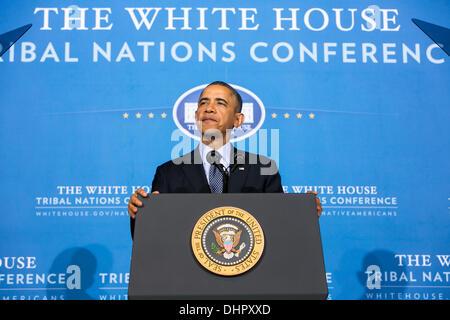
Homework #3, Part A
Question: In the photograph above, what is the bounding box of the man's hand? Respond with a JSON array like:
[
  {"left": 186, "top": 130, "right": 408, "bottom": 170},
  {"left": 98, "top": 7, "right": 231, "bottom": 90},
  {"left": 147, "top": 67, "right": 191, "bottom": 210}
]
[
  {"left": 307, "top": 191, "right": 322, "bottom": 217},
  {"left": 128, "top": 188, "right": 159, "bottom": 219}
]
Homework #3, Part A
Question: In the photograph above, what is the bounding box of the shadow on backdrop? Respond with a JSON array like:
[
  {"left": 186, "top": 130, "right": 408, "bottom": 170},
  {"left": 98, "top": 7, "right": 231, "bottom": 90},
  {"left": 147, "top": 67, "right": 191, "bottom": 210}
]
[
  {"left": 46, "top": 245, "right": 113, "bottom": 300},
  {"left": 357, "top": 250, "right": 407, "bottom": 300}
]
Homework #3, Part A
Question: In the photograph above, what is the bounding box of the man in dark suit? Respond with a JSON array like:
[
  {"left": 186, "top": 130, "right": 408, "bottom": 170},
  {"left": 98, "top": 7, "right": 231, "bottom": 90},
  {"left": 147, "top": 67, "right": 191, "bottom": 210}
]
[{"left": 128, "top": 81, "right": 322, "bottom": 237}]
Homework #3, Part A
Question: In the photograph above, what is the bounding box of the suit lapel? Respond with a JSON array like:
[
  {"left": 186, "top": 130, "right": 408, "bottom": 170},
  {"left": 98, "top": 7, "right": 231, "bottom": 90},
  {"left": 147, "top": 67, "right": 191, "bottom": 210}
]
[
  {"left": 228, "top": 146, "right": 249, "bottom": 193},
  {"left": 181, "top": 147, "right": 211, "bottom": 193}
]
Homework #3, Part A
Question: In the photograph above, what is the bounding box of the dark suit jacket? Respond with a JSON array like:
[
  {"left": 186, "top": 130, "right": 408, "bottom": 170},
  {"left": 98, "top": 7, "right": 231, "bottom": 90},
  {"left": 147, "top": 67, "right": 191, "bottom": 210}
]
[{"left": 130, "top": 146, "right": 283, "bottom": 238}]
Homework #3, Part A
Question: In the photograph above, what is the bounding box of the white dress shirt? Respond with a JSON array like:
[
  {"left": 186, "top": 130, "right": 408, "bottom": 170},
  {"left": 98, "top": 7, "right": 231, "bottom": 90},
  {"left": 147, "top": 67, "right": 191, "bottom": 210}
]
[{"left": 198, "top": 141, "right": 231, "bottom": 185}]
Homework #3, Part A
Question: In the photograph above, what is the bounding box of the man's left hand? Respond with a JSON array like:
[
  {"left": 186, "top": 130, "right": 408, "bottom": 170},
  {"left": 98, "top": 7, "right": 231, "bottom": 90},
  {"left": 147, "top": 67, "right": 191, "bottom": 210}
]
[{"left": 307, "top": 191, "right": 322, "bottom": 217}]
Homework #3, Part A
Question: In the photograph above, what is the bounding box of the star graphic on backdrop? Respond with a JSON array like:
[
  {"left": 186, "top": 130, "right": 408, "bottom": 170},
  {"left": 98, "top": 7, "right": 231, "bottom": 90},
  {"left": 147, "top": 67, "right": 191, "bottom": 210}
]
[
  {"left": 296, "top": 113, "right": 302, "bottom": 119},
  {"left": 161, "top": 113, "right": 167, "bottom": 118},
  {"left": 309, "top": 113, "right": 315, "bottom": 119},
  {"left": 123, "top": 113, "right": 129, "bottom": 119},
  {"left": 136, "top": 113, "right": 142, "bottom": 118},
  {"left": 271, "top": 113, "right": 277, "bottom": 118},
  {"left": 284, "top": 113, "right": 290, "bottom": 119},
  {"left": 148, "top": 112, "right": 154, "bottom": 118}
]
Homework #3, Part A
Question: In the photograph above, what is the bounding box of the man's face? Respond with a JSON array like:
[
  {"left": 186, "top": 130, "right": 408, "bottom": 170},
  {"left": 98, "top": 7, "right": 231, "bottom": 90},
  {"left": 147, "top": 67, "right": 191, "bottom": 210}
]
[{"left": 195, "top": 85, "right": 244, "bottom": 139}]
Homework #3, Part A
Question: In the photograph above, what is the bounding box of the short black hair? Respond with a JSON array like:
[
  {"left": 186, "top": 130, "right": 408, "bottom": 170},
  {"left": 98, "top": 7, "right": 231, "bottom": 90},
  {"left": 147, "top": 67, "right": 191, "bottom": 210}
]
[{"left": 202, "top": 81, "right": 243, "bottom": 113}]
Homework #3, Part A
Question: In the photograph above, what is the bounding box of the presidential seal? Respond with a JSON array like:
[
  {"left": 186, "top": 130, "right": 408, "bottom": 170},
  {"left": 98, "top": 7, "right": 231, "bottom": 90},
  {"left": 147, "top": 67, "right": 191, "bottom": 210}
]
[{"left": 191, "top": 206, "right": 264, "bottom": 276}]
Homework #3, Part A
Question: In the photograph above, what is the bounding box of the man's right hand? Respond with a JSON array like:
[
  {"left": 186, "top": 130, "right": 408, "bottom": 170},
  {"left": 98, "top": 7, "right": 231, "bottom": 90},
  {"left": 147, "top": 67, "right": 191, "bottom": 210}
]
[{"left": 128, "top": 188, "right": 159, "bottom": 219}]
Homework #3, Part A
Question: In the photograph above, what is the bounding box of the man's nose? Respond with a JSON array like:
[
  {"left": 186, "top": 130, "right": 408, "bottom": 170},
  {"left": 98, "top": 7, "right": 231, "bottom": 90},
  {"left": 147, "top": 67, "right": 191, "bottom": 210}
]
[{"left": 205, "top": 103, "right": 216, "bottom": 112}]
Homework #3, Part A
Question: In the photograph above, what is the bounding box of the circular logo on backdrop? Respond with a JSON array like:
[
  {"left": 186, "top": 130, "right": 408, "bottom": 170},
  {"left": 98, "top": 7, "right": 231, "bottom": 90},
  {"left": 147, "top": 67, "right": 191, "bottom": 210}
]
[
  {"left": 191, "top": 206, "right": 265, "bottom": 276},
  {"left": 173, "top": 84, "right": 265, "bottom": 142}
]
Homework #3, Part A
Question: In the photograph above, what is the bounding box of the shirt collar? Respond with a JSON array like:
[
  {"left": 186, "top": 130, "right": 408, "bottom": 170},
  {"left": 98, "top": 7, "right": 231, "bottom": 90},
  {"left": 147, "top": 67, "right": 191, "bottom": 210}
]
[{"left": 199, "top": 141, "right": 231, "bottom": 168}]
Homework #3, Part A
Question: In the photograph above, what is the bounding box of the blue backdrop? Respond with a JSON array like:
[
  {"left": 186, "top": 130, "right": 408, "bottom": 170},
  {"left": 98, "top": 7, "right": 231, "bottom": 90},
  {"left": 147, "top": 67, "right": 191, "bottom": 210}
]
[{"left": 0, "top": 0, "right": 449, "bottom": 300}]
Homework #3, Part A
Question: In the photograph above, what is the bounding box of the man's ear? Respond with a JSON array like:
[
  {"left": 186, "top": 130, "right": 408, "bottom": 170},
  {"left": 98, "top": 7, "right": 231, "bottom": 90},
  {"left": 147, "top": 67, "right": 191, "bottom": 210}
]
[
  {"left": 233, "top": 112, "right": 245, "bottom": 128},
  {"left": 195, "top": 109, "right": 199, "bottom": 121}
]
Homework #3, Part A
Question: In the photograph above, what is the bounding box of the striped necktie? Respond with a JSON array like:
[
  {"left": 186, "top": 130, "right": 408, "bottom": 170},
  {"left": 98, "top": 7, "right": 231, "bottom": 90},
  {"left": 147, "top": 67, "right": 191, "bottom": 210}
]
[{"left": 207, "top": 151, "right": 223, "bottom": 193}]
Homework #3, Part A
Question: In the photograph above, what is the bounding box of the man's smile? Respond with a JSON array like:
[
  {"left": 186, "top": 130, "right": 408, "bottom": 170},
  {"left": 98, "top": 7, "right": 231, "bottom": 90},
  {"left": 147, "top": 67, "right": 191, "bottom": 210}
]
[{"left": 201, "top": 117, "right": 218, "bottom": 122}]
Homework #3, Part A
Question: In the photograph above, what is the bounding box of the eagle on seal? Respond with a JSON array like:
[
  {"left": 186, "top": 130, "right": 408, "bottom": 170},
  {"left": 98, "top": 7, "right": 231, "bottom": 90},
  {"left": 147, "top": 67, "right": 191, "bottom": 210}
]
[{"left": 212, "top": 224, "right": 243, "bottom": 259}]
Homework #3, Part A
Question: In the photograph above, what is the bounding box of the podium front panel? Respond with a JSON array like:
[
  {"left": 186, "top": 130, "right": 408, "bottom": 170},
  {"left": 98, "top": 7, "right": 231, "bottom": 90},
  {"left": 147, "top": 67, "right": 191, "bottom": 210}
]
[{"left": 128, "top": 193, "right": 328, "bottom": 300}]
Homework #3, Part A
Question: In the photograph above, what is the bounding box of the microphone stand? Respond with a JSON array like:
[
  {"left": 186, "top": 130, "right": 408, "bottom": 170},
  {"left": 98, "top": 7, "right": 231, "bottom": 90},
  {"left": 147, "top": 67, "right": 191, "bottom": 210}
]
[
  {"left": 219, "top": 151, "right": 244, "bottom": 193},
  {"left": 209, "top": 150, "right": 243, "bottom": 193},
  {"left": 213, "top": 163, "right": 229, "bottom": 193}
]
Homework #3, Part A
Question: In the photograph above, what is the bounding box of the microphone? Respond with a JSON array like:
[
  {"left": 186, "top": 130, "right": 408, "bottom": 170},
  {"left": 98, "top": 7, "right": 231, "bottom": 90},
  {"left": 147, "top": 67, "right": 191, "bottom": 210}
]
[
  {"left": 213, "top": 162, "right": 227, "bottom": 176},
  {"left": 206, "top": 150, "right": 226, "bottom": 171}
]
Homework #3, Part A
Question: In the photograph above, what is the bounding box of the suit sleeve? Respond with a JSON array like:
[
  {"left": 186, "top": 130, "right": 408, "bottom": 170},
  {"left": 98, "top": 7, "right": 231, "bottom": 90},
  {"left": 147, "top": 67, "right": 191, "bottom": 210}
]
[
  {"left": 263, "top": 160, "right": 284, "bottom": 193},
  {"left": 151, "top": 164, "right": 168, "bottom": 193},
  {"left": 130, "top": 165, "right": 168, "bottom": 240}
]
